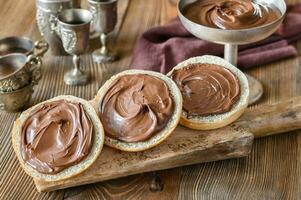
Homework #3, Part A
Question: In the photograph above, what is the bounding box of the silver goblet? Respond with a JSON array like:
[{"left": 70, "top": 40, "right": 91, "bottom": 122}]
[
  {"left": 56, "top": 8, "right": 92, "bottom": 86},
  {"left": 88, "top": 0, "right": 118, "bottom": 63},
  {"left": 35, "top": 0, "right": 77, "bottom": 55}
]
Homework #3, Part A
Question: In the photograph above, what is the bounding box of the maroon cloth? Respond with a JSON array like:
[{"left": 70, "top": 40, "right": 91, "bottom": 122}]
[{"left": 130, "top": 4, "right": 301, "bottom": 74}]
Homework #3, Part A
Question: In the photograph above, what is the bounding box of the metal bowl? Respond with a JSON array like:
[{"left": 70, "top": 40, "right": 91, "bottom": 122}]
[
  {"left": 0, "top": 37, "right": 35, "bottom": 57},
  {"left": 178, "top": 0, "right": 287, "bottom": 45}
]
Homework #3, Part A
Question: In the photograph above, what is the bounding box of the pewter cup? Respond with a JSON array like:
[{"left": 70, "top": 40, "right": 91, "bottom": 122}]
[
  {"left": 36, "top": 0, "right": 79, "bottom": 55},
  {"left": 55, "top": 9, "right": 92, "bottom": 85},
  {"left": 88, "top": 0, "right": 118, "bottom": 63},
  {"left": 0, "top": 53, "right": 44, "bottom": 92},
  {"left": 0, "top": 37, "right": 48, "bottom": 57},
  {"left": 0, "top": 83, "right": 34, "bottom": 112}
]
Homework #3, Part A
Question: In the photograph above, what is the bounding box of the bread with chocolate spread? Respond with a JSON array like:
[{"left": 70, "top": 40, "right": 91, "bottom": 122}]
[
  {"left": 93, "top": 70, "right": 182, "bottom": 152},
  {"left": 167, "top": 55, "right": 249, "bottom": 130},
  {"left": 12, "top": 95, "right": 105, "bottom": 181}
]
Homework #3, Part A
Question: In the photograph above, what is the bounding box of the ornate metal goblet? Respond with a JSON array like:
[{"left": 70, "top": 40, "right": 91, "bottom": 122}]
[
  {"left": 35, "top": 0, "right": 77, "bottom": 55},
  {"left": 56, "top": 8, "right": 92, "bottom": 86},
  {"left": 88, "top": 0, "right": 118, "bottom": 63},
  {"left": 178, "top": 0, "right": 286, "bottom": 105}
]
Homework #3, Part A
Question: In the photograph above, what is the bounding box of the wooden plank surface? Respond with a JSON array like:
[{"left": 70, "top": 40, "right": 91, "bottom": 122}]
[
  {"left": 34, "top": 96, "right": 301, "bottom": 192},
  {"left": 0, "top": 0, "right": 300, "bottom": 199},
  {"left": 35, "top": 123, "right": 253, "bottom": 192}
]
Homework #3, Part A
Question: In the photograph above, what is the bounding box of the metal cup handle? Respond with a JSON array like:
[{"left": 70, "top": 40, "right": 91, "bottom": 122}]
[
  {"left": 30, "top": 40, "right": 48, "bottom": 85},
  {"left": 27, "top": 55, "right": 42, "bottom": 85},
  {"left": 34, "top": 40, "right": 49, "bottom": 58}
]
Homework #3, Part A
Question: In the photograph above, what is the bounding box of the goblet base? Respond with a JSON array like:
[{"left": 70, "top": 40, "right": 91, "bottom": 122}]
[
  {"left": 246, "top": 74, "right": 263, "bottom": 106},
  {"left": 64, "top": 69, "right": 89, "bottom": 86},
  {"left": 92, "top": 49, "right": 118, "bottom": 63}
]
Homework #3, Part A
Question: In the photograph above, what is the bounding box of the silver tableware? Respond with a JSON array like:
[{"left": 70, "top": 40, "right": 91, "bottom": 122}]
[
  {"left": 178, "top": 0, "right": 286, "bottom": 105},
  {"left": 0, "top": 36, "right": 48, "bottom": 57},
  {"left": 0, "top": 83, "right": 34, "bottom": 112},
  {"left": 36, "top": 0, "right": 79, "bottom": 55},
  {"left": 55, "top": 8, "right": 92, "bottom": 86},
  {"left": 88, "top": 0, "right": 118, "bottom": 63},
  {"left": 0, "top": 53, "right": 45, "bottom": 92}
]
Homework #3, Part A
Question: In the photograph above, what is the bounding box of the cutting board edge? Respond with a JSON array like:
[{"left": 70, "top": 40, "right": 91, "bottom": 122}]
[{"left": 35, "top": 133, "right": 254, "bottom": 192}]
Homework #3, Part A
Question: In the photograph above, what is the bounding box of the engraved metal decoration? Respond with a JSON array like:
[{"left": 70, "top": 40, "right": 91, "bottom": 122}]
[
  {"left": 89, "top": 4, "right": 97, "bottom": 31},
  {"left": 0, "top": 69, "right": 31, "bottom": 92},
  {"left": 36, "top": 7, "right": 48, "bottom": 36},
  {"left": 60, "top": 28, "right": 77, "bottom": 53},
  {"left": 37, "top": 5, "right": 63, "bottom": 36},
  {"left": 49, "top": 14, "right": 59, "bottom": 34},
  {"left": 0, "top": 83, "right": 34, "bottom": 112}
]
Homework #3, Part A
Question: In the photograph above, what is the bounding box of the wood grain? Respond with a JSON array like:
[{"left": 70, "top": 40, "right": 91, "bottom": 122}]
[
  {"left": 238, "top": 96, "right": 301, "bottom": 138},
  {"left": 35, "top": 123, "right": 253, "bottom": 192},
  {"left": 35, "top": 96, "right": 301, "bottom": 192},
  {"left": 0, "top": 0, "right": 300, "bottom": 199}
]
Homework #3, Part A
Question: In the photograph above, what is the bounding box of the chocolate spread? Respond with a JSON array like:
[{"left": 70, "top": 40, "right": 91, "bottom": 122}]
[
  {"left": 99, "top": 74, "right": 174, "bottom": 143},
  {"left": 171, "top": 64, "right": 240, "bottom": 116},
  {"left": 21, "top": 100, "right": 93, "bottom": 174},
  {"left": 183, "top": 0, "right": 281, "bottom": 30}
]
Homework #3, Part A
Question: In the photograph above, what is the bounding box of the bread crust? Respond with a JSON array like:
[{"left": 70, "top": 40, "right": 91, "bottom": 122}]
[
  {"left": 92, "top": 70, "right": 183, "bottom": 152},
  {"left": 12, "top": 95, "right": 105, "bottom": 182},
  {"left": 167, "top": 55, "right": 249, "bottom": 130}
]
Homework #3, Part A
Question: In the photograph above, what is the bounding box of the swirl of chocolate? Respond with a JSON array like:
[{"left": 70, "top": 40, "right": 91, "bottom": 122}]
[
  {"left": 183, "top": 0, "right": 280, "bottom": 29},
  {"left": 99, "top": 74, "right": 174, "bottom": 143},
  {"left": 171, "top": 64, "right": 240, "bottom": 116},
  {"left": 21, "top": 100, "right": 93, "bottom": 174}
]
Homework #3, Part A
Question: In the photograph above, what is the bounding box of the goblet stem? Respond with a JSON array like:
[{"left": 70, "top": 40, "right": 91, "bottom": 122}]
[
  {"left": 224, "top": 44, "right": 263, "bottom": 105},
  {"left": 73, "top": 54, "right": 81, "bottom": 72},
  {"left": 92, "top": 32, "right": 118, "bottom": 63},
  {"left": 224, "top": 44, "right": 238, "bottom": 66},
  {"left": 100, "top": 33, "right": 108, "bottom": 55},
  {"left": 64, "top": 54, "right": 89, "bottom": 86}
]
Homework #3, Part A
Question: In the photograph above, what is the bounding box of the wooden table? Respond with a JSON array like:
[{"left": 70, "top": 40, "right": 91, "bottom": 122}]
[{"left": 0, "top": 0, "right": 300, "bottom": 199}]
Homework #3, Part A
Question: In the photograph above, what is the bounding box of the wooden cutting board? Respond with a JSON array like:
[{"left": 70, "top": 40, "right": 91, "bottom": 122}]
[{"left": 34, "top": 96, "right": 301, "bottom": 192}]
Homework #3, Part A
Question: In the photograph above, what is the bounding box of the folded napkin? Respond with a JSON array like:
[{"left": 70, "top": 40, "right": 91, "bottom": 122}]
[{"left": 130, "top": 4, "right": 301, "bottom": 74}]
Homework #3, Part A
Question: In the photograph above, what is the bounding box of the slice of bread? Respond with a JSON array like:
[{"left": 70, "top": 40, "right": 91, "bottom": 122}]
[
  {"left": 167, "top": 55, "right": 249, "bottom": 130},
  {"left": 12, "top": 95, "right": 105, "bottom": 182},
  {"left": 92, "top": 70, "right": 183, "bottom": 152}
]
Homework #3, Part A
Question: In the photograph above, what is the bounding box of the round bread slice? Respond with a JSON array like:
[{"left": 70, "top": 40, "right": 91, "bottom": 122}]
[
  {"left": 12, "top": 95, "right": 105, "bottom": 182},
  {"left": 167, "top": 55, "right": 249, "bottom": 130},
  {"left": 92, "top": 70, "right": 182, "bottom": 152}
]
